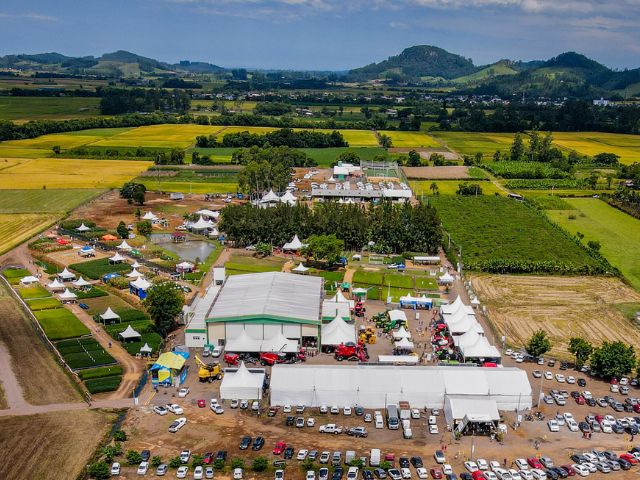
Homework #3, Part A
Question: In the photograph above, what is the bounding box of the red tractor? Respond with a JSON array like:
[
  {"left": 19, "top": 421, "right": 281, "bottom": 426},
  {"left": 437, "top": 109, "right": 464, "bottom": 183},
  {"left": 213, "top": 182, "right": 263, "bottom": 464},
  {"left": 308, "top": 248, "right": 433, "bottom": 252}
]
[
  {"left": 224, "top": 353, "right": 240, "bottom": 366},
  {"left": 334, "top": 342, "right": 368, "bottom": 362},
  {"left": 352, "top": 301, "right": 366, "bottom": 318},
  {"left": 260, "top": 352, "right": 287, "bottom": 366}
]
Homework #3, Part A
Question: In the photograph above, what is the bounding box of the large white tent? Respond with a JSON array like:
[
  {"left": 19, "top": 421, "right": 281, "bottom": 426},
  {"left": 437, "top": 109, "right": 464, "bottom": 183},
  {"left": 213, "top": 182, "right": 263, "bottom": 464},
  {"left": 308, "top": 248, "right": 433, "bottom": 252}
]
[
  {"left": 47, "top": 278, "right": 65, "bottom": 291},
  {"left": 119, "top": 325, "right": 141, "bottom": 340},
  {"left": 321, "top": 315, "right": 356, "bottom": 346},
  {"left": 282, "top": 235, "right": 303, "bottom": 251},
  {"left": 58, "top": 267, "right": 76, "bottom": 281},
  {"left": 270, "top": 365, "right": 532, "bottom": 411},
  {"left": 394, "top": 337, "right": 414, "bottom": 350},
  {"left": 444, "top": 395, "right": 500, "bottom": 426},
  {"left": 58, "top": 288, "right": 78, "bottom": 301},
  {"left": 388, "top": 310, "right": 407, "bottom": 323},
  {"left": 20, "top": 276, "right": 39, "bottom": 285},
  {"left": 438, "top": 272, "right": 454, "bottom": 285},
  {"left": 220, "top": 362, "right": 266, "bottom": 400},
  {"left": 260, "top": 189, "right": 280, "bottom": 204},
  {"left": 261, "top": 332, "right": 299, "bottom": 353},
  {"left": 72, "top": 276, "right": 92, "bottom": 289},
  {"left": 100, "top": 307, "right": 121, "bottom": 323},
  {"left": 117, "top": 240, "right": 132, "bottom": 251},
  {"left": 142, "top": 211, "right": 158, "bottom": 221},
  {"left": 190, "top": 216, "right": 211, "bottom": 231},
  {"left": 225, "top": 330, "right": 262, "bottom": 352},
  {"left": 280, "top": 191, "right": 297, "bottom": 205},
  {"left": 392, "top": 326, "right": 412, "bottom": 340},
  {"left": 292, "top": 263, "right": 309, "bottom": 274},
  {"left": 459, "top": 337, "right": 501, "bottom": 361}
]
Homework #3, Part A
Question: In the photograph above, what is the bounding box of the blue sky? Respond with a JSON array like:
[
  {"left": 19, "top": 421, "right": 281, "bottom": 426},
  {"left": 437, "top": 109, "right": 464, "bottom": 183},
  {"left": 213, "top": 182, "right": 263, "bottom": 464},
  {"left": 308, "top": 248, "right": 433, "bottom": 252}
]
[{"left": 0, "top": 0, "right": 638, "bottom": 70}]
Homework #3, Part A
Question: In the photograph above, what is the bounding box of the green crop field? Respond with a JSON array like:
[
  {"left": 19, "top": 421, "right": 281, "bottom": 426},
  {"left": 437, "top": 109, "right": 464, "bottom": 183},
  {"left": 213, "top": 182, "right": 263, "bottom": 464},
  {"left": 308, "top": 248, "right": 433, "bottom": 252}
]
[
  {"left": 410, "top": 180, "right": 503, "bottom": 196},
  {"left": 0, "top": 189, "right": 102, "bottom": 213},
  {"left": 55, "top": 337, "right": 117, "bottom": 369},
  {"left": 34, "top": 308, "right": 90, "bottom": 340},
  {"left": 138, "top": 180, "right": 238, "bottom": 194},
  {"left": 300, "top": 147, "right": 387, "bottom": 167},
  {"left": 352, "top": 269, "right": 439, "bottom": 291},
  {"left": 0, "top": 97, "right": 101, "bottom": 122},
  {"left": 26, "top": 297, "right": 62, "bottom": 311},
  {"left": 70, "top": 258, "right": 132, "bottom": 280},
  {"left": 0, "top": 147, "right": 55, "bottom": 158},
  {"left": 429, "top": 132, "right": 516, "bottom": 158},
  {"left": 546, "top": 198, "right": 640, "bottom": 290},
  {"left": 527, "top": 195, "right": 576, "bottom": 210},
  {"left": 17, "top": 284, "right": 51, "bottom": 300},
  {"left": 378, "top": 131, "right": 441, "bottom": 148},
  {"left": 551, "top": 132, "right": 640, "bottom": 165},
  {"left": 2, "top": 134, "right": 106, "bottom": 150},
  {"left": 225, "top": 255, "right": 286, "bottom": 275},
  {"left": 430, "top": 196, "right": 604, "bottom": 274}
]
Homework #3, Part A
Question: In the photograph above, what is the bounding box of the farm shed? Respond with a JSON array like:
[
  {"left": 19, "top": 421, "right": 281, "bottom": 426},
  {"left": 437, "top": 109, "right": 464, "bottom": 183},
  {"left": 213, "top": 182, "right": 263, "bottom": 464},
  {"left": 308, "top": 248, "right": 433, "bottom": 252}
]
[
  {"left": 270, "top": 365, "right": 532, "bottom": 412},
  {"left": 220, "top": 362, "right": 266, "bottom": 400}
]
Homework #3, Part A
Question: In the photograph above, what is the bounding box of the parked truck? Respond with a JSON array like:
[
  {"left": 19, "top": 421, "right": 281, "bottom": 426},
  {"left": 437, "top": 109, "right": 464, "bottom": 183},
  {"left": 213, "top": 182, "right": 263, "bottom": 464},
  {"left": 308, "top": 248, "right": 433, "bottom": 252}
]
[
  {"left": 399, "top": 401, "right": 411, "bottom": 421},
  {"left": 386, "top": 405, "right": 400, "bottom": 430}
]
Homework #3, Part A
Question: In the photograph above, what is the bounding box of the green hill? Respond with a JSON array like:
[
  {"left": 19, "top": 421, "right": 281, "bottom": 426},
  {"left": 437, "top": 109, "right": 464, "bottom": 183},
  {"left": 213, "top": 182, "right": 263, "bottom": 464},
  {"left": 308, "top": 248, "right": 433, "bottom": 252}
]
[{"left": 452, "top": 60, "right": 519, "bottom": 85}]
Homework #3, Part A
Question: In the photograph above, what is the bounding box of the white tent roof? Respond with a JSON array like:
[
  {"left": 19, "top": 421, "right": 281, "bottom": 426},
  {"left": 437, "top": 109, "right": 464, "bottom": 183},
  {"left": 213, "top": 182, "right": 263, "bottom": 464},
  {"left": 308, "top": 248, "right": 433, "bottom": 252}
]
[
  {"left": 190, "top": 216, "right": 211, "bottom": 230},
  {"left": 131, "top": 260, "right": 141, "bottom": 269},
  {"left": 459, "top": 336, "right": 501, "bottom": 360},
  {"left": 395, "top": 337, "right": 414, "bottom": 349},
  {"left": 76, "top": 223, "right": 91, "bottom": 232},
  {"left": 453, "top": 329, "right": 482, "bottom": 348},
  {"left": 220, "top": 362, "right": 266, "bottom": 400},
  {"left": 47, "top": 278, "right": 65, "bottom": 290},
  {"left": 321, "top": 315, "right": 356, "bottom": 346},
  {"left": 392, "top": 326, "right": 411, "bottom": 339},
  {"left": 441, "top": 296, "right": 474, "bottom": 318},
  {"left": 445, "top": 395, "right": 500, "bottom": 423},
  {"left": 261, "top": 332, "right": 299, "bottom": 353},
  {"left": 282, "top": 234, "right": 303, "bottom": 251},
  {"left": 177, "top": 261, "right": 195, "bottom": 269},
  {"left": 321, "top": 300, "right": 351, "bottom": 321},
  {"left": 58, "top": 267, "right": 75, "bottom": 280},
  {"left": 260, "top": 189, "right": 280, "bottom": 203},
  {"left": 440, "top": 296, "right": 464, "bottom": 315},
  {"left": 119, "top": 324, "right": 141, "bottom": 339},
  {"left": 388, "top": 310, "right": 407, "bottom": 322},
  {"left": 445, "top": 313, "right": 479, "bottom": 335},
  {"left": 195, "top": 209, "right": 219, "bottom": 218},
  {"left": 20, "top": 276, "right": 39, "bottom": 284},
  {"left": 225, "top": 330, "right": 263, "bottom": 353},
  {"left": 142, "top": 211, "right": 157, "bottom": 220},
  {"left": 100, "top": 307, "right": 121, "bottom": 321},
  {"left": 72, "top": 276, "right": 91, "bottom": 287},
  {"left": 352, "top": 287, "right": 368, "bottom": 294},
  {"left": 292, "top": 263, "right": 309, "bottom": 273},
  {"left": 140, "top": 343, "right": 153, "bottom": 353},
  {"left": 117, "top": 240, "right": 132, "bottom": 251},
  {"left": 109, "top": 252, "right": 127, "bottom": 263},
  {"left": 280, "top": 191, "right": 297, "bottom": 205},
  {"left": 471, "top": 296, "right": 481, "bottom": 306},
  {"left": 130, "top": 276, "right": 151, "bottom": 290},
  {"left": 208, "top": 228, "right": 219, "bottom": 237},
  {"left": 58, "top": 288, "right": 78, "bottom": 300},
  {"left": 328, "top": 289, "right": 350, "bottom": 304},
  {"left": 439, "top": 272, "right": 455, "bottom": 283},
  {"left": 126, "top": 268, "right": 142, "bottom": 278},
  {"left": 399, "top": 293, "right": 416, "bottom": 303}
]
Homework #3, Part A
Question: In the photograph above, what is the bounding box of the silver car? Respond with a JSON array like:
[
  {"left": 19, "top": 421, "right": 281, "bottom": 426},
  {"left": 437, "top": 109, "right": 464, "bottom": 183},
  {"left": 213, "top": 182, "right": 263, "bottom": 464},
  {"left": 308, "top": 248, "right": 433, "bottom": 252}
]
[{"left": 156, "top": 464, "right": 168, "bottom": 476}]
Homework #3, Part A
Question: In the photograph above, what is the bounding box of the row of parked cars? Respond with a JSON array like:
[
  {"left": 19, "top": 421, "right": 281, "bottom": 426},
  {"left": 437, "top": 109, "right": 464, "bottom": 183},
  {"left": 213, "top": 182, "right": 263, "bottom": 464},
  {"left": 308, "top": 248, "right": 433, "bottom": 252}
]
[
  {"left": 547, "top": 411, "right": 640, "bottom": 435},
  {"left": 542, "top": 387, "right": 640, "bottom": 413}
]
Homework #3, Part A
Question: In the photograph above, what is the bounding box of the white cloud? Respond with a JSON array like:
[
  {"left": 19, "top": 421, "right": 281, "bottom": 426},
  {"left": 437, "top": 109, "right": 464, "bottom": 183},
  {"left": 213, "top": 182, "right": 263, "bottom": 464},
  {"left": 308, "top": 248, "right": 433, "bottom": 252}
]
[
  {"left": 390, "top": 20, "right": 409, "bottom": 29},
  {"left": 0, "top": 12, "right": 57, "bottom": 22}
]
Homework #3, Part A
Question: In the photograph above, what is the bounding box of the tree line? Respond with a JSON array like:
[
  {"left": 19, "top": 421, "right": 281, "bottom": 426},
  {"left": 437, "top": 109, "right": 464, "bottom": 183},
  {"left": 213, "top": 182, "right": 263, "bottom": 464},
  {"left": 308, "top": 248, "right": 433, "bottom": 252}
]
[
  {"left": 219, "top": 201, "right": 443, "bottom": 254},
  {"left": 99, "top": 87, "right": 191, "bottom": 115},
  {"left": 195, "top": 128, "right": 348, "bottom": 149}
]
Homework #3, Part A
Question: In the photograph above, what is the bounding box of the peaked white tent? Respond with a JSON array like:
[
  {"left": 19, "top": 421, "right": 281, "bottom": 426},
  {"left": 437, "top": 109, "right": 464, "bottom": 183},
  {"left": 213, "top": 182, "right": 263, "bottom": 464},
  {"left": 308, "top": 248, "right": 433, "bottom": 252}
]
[
  {"left": 282, "top": 234, "right": 303, "bottom": 251},
  {"left": 142, "top": 211, "right": 157, "bottom": 221},
  {"left": 439, "top": 271, "right": 455, "bottom": 284},
  {"left": 471, "top": 297, "right": 481, "bottom": 307},
  {"left": 328, "top": 289, "right": 350, "bottom": 304},
  {"left": 459, "top": 336, "right": 501, "bottom": 360},
  {"left": 392, "top": 326, "right": 412, "bottom": 340},
  {"left": 261, "top": 332, "right": 299, "bottom": 353},
  {"left": 190, "top": 216, "right": 211, "bottom": 231},
  {"left": 58, "top": 288, "right": 78, "bottom": 301},
  {"left": 130, "top": 276, "right": 151, "bottom": 291},
  {"left": 119, "top": 324, "right": 142, "bottom": 340},
  {"left": 58, "top": 268, "right": 76, "bottom": 281},
  {"left": 388, "top": 310, "right": 408, "bottom": 323},
  {"left": 208, "top": 227, "right": 219, "bottom": 238},
  {"left": 140, "top": 343, "right": 153, "bottom": 355},
  {"left": 292, "top": 263, "right": 309, "bottom": 274},
  {"left": 453, "top": 330, "right": 482, "bottom": 348},
  {"left": 117, "top": 240, "right": 132, "bottom": 251},
  {"left": 131, "top": 260, "right": 141, "bottom": 269},
  {"left": 100, "top": 307, "right": 121, "bottom": 323},
  {"left": 280, "top": 191, "right": 297, "bottom": 205},
  {"left": 220, "top": 362, "right": 266, "bottom": 400},
  {"left": 176, "top": 261, "right": 195, "bottom": 272},
  {"left": 47, "top": 278, "right": 65, "bottom": 291},
  {"left": 109, "top": 252, "right": 127, "bottom": 263},
  {"left": 195, "top": 209, "right": 219, "bottom": 219},
  {"left": 260, "top": 189, "right": 280, "bottom": 204},
  {"left": 321, "top": 315, "right": 356, "bottom": 346},
  {"left": 445, "top": 314, "right": 479, "bottom": 336},
  {"left": 225, "top": 330, "right": 262, "bottom": 353},
  {"left": 441, "top": 296, "right": 464, "bottom": 315},
  {"left": 395, "top": 337, "right": 414, "bottom": 349},
  {"left": 126, "top": 268, "right": 142, "bottom": 278},
  {"left": 20, "top": 276, "right": 39, "bottom": 285},
  {"left": 76, "top": 223, "right": 91, "bottom": 232},
  {"left": 72, "top": 276, "right": 92, "bottom": 288}
]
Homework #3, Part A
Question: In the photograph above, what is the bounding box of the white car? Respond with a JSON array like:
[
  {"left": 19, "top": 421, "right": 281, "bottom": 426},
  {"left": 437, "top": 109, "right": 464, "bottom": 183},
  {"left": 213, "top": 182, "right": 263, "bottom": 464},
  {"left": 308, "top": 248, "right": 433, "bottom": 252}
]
[
  {"left": 110, "top": 462, "right": 121, "bottom": 475},
  {"left": 519, "top": 470, "right": 533, "bottom": 480},
  {"left": 251, "top": 401, "right": 259, "bottom": 411},
  {"left": 180, "top": 450, "right": 191, "bottom": 463},
  {"left": 168, "top": 417, "right": 187, "bottom": 433},
  {"left": 548, "top": 420, "right": 559, "bottom": 432},
  {"left": 428, "top": 415, "right": 437, "bottom": 425},
  {"left": 563, "top": 412, "right": 574, "bottom": 422},
  {"left": 320, "top": 405, "right": 328, "bottom": 413},
  {"left": 477, "top": 459, "right": 489, "bottom": 471},
  {"left": 177, "top": 466, "right": 189, "bottom": 479},
  {"left": 230, "top": 399, "right": 239, "bottom": 409},
  {"left": 344, "top": 406, "right": 352, "bottom": 415},
  {"left": 544, "top": 371, "right": 553, "bottom": 380},
  {"left": 307, "top": 417, "right": 316, "bottom": 427},
  {"left": 566, "top": 376, "right": 576, "bottom": 384},
  {"left": 210, "top": 398, "right": 220, "bottom": 408},
  {"left": 212, "top": 405, "right": 224, "bottom": 414},
  {"left": 620, "top": 377, "right": 629, "bottom": 386},
  {"left": 600, "top": 420, "right": 613, "bottom": 433},
  {"left": 411, "top": 409, "right": 421, "bottom": 419},
  {"left": 508, "top": 469, "right": 522, "bottom": 480},
  {"left": 610, "top": 384, "right": 619, "bottom": 393},
  {"left": 297, "top": 449, "right": 309, "bottom": 460},
  {"left": 571, "top": 464, "right": 589, "bottom": 477},
  {"left": 429, "top": 424, "right": 439, "bottom": 434},
  {"left": 153, "top": 405, "right": 168, "bottom": 416},
  {"left": 401, "top": 468, "right": 412, "bottom": 479},
  {"left": 532, "top": 370, "right": 542, "bottom": 378},
  {"left": 137, "top": 461, "right": 149, "bottom": 475},
  {"left": 178, "top": 387, "right": 190, "bottom": 397},
  {"left": 330, "top": 405, "right": 339, "bottom": 414},
  {"left": 465, "top": 461, "right": 479, "bottom": 472},
  {"left": 530, "top": 469, "right": 547, "bottom": 480},
  {"left": 515, "top": 459, "right": 529, "bottom": 470},
  {"left": 416, "top": 468, "right": 428, "bottom": 479},
  {"left": 582, "top": 391, "right": 593, "bottom": 400},
  {"left": 167, "top": 404, "right": 183, "bottom": 415},
  {"left": 194, "top": 466, "right": 204, "bottom": 480},
  {"left": 567, "top": 419, "right": 579, "bottom": 431},
  {"left": 240, "top": 399, "right": 249, "bottom": 409},
  {"left": 283, "top": 405, "right": 292, "bottom": 413},
  {"left": 484, "top": 472, "right": 498, "bottom": 480},
  {"left": 233, "top": 468, "right": 243, "bottom": 480},
  {"left": 442, "top": 465, "right": 453, "bottom": 475},
  {"left": 306, "top": 471, "right": 316, "bottom": 480},
  {"left": 490, "top": 461, "right": 502, "bottom": 472},
  {"left": 555, "top": 374, "right": 565, "bottom": 383},
  {"left": 434, "top": 451, "right": 446, "bottom": 464}
]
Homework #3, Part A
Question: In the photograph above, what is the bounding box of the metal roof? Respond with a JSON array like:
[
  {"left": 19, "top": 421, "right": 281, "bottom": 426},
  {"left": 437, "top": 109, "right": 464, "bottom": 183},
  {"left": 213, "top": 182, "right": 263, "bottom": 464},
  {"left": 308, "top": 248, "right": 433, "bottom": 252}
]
[{"left": 207, "top": 272, "right": 322, "bottom": 324}]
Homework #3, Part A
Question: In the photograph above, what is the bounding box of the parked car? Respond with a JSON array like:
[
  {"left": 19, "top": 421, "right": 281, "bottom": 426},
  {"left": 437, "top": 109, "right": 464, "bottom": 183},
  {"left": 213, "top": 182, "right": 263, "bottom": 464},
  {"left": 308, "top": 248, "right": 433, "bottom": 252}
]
[
  {"left": 153, "top": 405, "right": 168, "bottom": 416},
  {"left": 110, "top": 463, "right": 121, "bottom": 476},
  {"left": 240, "top": 436, "right": 252, "bottom": 450},
  {"left": 177, "top": 387, "right": 190, "bottom": 397},
  {"left": 253, "top": 436, "right": 265, "bottom": 451},
  {"left": 168, "top": 417, "right": 187, "bottom": 433}
]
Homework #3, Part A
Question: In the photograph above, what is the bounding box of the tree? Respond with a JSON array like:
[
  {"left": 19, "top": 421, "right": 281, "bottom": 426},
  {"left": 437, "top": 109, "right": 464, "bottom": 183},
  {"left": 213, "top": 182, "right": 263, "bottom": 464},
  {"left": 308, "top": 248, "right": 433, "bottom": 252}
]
[
  {"left": 191, "top": 454, "right": 204, "bottom": 468},
  {"left": 302, "top": 234, "right": 344, "bottom": 266},
  {"left": 474, "top": 152, "right": 483, "bottom": 165},
  {"left": 120, "top": 182, "right": 146, "bottom": 205},
  {"left": 255, "top": 242, "right": 272, "bottom": 257},
  {"left": 379, "top": 134, "right": 392, "bottom": 149},
  {"left": 136, "top": 220, "right": 153, "bottom": 237},
  {"left": 101, "top": 443, "right": 122, "bottom": 462},
  {"left": 52, "top": 145, "right": 61, "bottom": 155},
  {"left": 456, "top": 183, "right": 483, "bottom": 196},
  {"left": 590, "top": 341, "right": 636, "bottom": 379},
  {"left": 606, "top": 174, "right": 613, "bottom": 189},
  {"left": 126, "top": 450, "right": 143, "bottom": 466},
  {"left": 151, "top": 456, "right": 163, "bottom": 467},
  {"left": 116, "top": 221, "right": 129, "bottom": 239},
  {"left": 525, "top": 330, "right": 552, "bottom": 358},
  {"left": 568, "top": 337, "right": 593, "bottom": 368},
  {"left": 231, "top": 458, "right": 245, "bottom": 469},
  {"left": 510, "top": 133, "right": 524, "bottom": 161},
  {"left": 87, "top": 461, "right": 111, "bottom": 480},
  {"left": 587, "top": 172, "right": 599, "bottom": 189},
  {"left": 593, "top": 152, "right": 620, "bottom": 166},
  {"left": 337, "top": 151, "right": 360, "bottom": 164},
  {"left": 168, "top": 456, "right": 181, "bottom": 469},
  {"left": 429, "top": 182, "right": 439, "bottom": 196},
  {"left": 252, "top": 457, "right": 269, "bottom": 472},
  {"left": 143, "top": 282, "right": 184, "bottom": 337},
  {"left": 586, "top": 240, "right": 601, "bottom": 251},
  {"left": 407, "top": 150, "right": 421, "bottom": 167},
  {"left": 113, "top": 430, "right": 127, "bottom": 441}
]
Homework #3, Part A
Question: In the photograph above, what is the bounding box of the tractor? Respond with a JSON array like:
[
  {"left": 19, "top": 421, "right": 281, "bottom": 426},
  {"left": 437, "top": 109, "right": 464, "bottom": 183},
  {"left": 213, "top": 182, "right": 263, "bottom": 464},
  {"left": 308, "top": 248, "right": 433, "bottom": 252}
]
[
  {"left": 352, "top": 301, "right": 366, "bottom": 318},
  {"left": 224, "top": 352, "right": 240, "bottom": 366},
  {"left": 334, "top": 342, "right": 369, "bottom": 362},
  {"left": 260, "top": 351, "right": 287, "bottom": 366},
  {"left": 195, "top": 355, "right": 223, "bottom": 382},
  {"left": 358, "top": 326, "right": 376, "bottom": 345}
]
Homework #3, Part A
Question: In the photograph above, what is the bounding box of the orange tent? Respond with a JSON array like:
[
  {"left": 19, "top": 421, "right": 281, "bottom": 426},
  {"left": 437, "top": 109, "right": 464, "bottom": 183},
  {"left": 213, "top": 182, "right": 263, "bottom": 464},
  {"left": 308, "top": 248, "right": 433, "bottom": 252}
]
[{"left": 102, "top": 234, "right": 118, "bottom": 241}]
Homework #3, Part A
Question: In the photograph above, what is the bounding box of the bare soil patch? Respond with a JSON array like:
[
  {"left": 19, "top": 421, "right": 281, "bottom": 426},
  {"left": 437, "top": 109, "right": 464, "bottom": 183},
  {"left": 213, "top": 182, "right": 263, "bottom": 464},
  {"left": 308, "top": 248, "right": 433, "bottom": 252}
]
[
  {"left": 402, "top": 166, "right": 470, "bottom": 180},
  {"left": 470, "top": 273, "right": 640, "bottom": 357}
]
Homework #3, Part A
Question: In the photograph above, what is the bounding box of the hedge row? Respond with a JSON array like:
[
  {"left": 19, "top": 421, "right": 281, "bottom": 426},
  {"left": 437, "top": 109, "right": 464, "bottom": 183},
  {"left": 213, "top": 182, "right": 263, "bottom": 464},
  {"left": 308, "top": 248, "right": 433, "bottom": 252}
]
[{"left": 84, "top": 375, "right": 123, "bottom": 394}]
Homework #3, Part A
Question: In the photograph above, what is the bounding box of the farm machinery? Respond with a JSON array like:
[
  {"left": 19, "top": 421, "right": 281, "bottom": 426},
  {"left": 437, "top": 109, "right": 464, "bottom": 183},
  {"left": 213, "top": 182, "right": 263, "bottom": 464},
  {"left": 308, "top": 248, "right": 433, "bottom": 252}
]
[
  {"left": 334, "top": 342, "right": 369, "bottom": 362},
  {"left": 195, "top": 355, "right": 223, "bottom": 382},
  {"left": 373, "top": 312, "right": 408, "bottom": 333},
  {"left": 358, "top": 326, "right": 376, "bottom": 345},
  {"left": 351, "top": 301, "right": 366, "bottom": 318}
]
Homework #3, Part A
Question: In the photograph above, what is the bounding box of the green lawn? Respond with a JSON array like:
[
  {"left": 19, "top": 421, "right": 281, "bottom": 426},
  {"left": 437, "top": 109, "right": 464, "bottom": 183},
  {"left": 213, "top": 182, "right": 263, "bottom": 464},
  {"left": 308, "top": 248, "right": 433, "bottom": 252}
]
[
  {"left": 0, "top": 96, "right": 101, "bottom": 121},
  {"left": 546, "top": 198, "right": 640, "bottom": 290},
  {"left": 300, "top": 147, "right": 387, "bottom": 167},
  {"left": 34, "top": 308, "right": 90, "bottom": 340},
  {"left": 430, "top": 196, "right": 606, "bottom": 274},
  {"left": 0, "top": 189, "right": 102, "bottom": 214},
  {"left": 225, "top": 255, "right": 286, "bottom": 274},
  {"left": 18, "top": 284, "right": 52, "bottom": 300},
  {"left": 26, "top": 297, "right": 62, "bottom": 311},
  {"left": 410, "top": 180, "right": 503, "bottom": 196},
  {"left": 352, "top": 270, "right": 384, "bottom": 285},
  {"left": 69, "top": 258, "right": 132, "bottom": 280}
]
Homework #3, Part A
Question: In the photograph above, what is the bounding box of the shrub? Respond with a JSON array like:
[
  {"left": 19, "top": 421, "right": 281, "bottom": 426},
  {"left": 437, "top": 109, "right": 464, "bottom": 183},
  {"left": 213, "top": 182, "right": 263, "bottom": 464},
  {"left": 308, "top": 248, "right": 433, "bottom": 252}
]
[
  {"left": 231, "top": 458, "right": 245, "bottom": 469},
  {"left": 87, "top": 461, "right": 110, "bottom": 480},
  {"left": 192, "top": 454, "right": 204, "bottom": 468},
  {"left": 85, "top": 375, "right": 122, "bottom": 394},
  {"left": 126, "top": 450, "right": 142, "bottom": 466},
  {"left": 252, "top": 457, "right": 268, "bottom": 472},
  {"left": 113, "top": 430, "right": 127, "bottom": 441},
  {"left": 169, "top": 456, "right": 182, "bottom": 469}
]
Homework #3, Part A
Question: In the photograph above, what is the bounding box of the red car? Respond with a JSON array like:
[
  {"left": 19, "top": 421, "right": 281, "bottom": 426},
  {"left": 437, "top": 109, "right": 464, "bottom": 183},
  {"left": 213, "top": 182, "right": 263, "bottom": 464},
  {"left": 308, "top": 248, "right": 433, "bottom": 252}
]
[
  {"left": 430, "top": 469, "right": 443, "bottom": 479},
  {"left": 575, "top": 396, "right": 585, "bottom": 405},
  {"left": 634, "top": 404, "right": 640, "bottom": 414},
  {"left": 203, "top": 452, "right": 213, "bottom": 465},
  {"left": 472, "top": 472, "right": 486, "bottom": 480},
  {"left": 560, "top": 465, "right": 576, "bottom": 476},
  {"left": 611, "top": 377, "right": 618, "bottom": 385},
  {"left": 273, "top": 442, "right": 286, "bottom": 455},
  {"left": 197, "top": 399, "right": 206, "bottom": 408},
  {"left": 527, "top": 458, "right": 543, "bottom": 469},
  {"left": 619, "top": 453, "right": 638, "bottom": 465}
]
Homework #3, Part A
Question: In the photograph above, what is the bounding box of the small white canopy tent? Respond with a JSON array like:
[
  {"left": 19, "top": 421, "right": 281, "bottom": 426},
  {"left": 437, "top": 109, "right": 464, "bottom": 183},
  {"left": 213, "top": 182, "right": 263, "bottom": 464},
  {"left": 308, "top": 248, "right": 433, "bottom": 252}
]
[
  {"left": 58, "top": 267, "right": 76, "bottom": 281},
  {"left": 280, "top": 191, "right": 297, "bottom": 205},
  {"left": 195, "top": 209, "right": 219, "bottom": 219},
  {"left": 395, "top": 337, "right": 414, "bottom": 349},
  {"left": 176, "top": 261, "right": 195, "bottom": 271},
  {"left": 142, "top": 211, "right": 157, "bottom": 221},
  {"left": 471, "top": 296, "right": 481, "bottom": 307},
  {"left": 117, "top": 240, "right": 132, "bottom": 251},
  {"left": 388, "top": 310, "right": 408, "bottom": 323},
  {"left": 130, "top": 276, "right": 151, "bottom": 291},
  {"left": 261, "top": 332, "right": 299, "bottom": 353},
  {"left": 126, "top": 268, "right": 142, "bottom": 278},
  {"left": 392, "top": 326, "right": 412, "bottom": 340},
  {"left": 72, "top": 276, "right": 92, "bottom": 288},
  {"left": 439, "top": 272, "right": 455, "bottom": 285},
  {"left": 292, "top": 263, "right": 309, "bottom": 274},
  {"left": 282, "top": 234, "right": 303, "bottom": 251},
  {"left": 225, "top": 330, "right": 262, "bottom": 353},
  {"left": 47, "top": 278, "right": 65, "bottom": 291},
  {"left": 109, "top": 252, "right": 127, "bottom": 263},
  {"left": 118, "top": 324, "right": 142, "bottom": 340},
  {"left": 220, "top": 362, "right": 266, "bottom": 400},
  {"left": 76, "top": 223, "right": 91, "bottom": 232},
  {"left": 131, "top": 260, "right": 141, "bottom": 269},
  {"left": 321, "top": 314, "right": 356, "bottom": 346},
  {"left": 352, "top": 287, "right": 368, "bottom": 295},
  {"left": 100, "top": 307, "right": 121, "bottom": 323},
  {"left": 260, "top": 189, "right": 280, "bottom": 204},
  {"left": 190, "top": 216, "right": 211, "bottom": 231},
  {"left": 20, "top": 276, "right": 39, "bottom": 285},
  {"left": 140, "top": 343, "right": 153, "bottom": 355},
  {"left": 58, "top": 288, "right": 78, "bottom": 301}
]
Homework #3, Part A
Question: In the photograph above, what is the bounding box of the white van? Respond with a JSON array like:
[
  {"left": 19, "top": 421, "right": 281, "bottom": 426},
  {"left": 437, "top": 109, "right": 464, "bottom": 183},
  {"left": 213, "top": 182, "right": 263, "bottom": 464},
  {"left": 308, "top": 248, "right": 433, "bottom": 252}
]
[
  {"left": 370, "top": 449, "right": 381, "bottom": 467},
  {"left": 374, "top": 414, "right": 384, "bottom": 429}
]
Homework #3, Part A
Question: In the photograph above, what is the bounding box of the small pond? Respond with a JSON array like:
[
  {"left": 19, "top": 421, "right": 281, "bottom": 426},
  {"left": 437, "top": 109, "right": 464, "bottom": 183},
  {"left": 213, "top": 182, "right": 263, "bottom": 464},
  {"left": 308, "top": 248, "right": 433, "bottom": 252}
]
[{"left": 150, "top": 233, "right": 216, "bottom": 262}]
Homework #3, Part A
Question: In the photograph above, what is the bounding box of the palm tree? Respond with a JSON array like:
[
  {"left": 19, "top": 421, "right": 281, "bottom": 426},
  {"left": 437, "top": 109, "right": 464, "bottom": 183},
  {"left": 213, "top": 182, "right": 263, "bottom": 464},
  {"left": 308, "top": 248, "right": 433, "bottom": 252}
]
[{"left": 429, "top": 182, "right": 439, "bottom": 196}]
